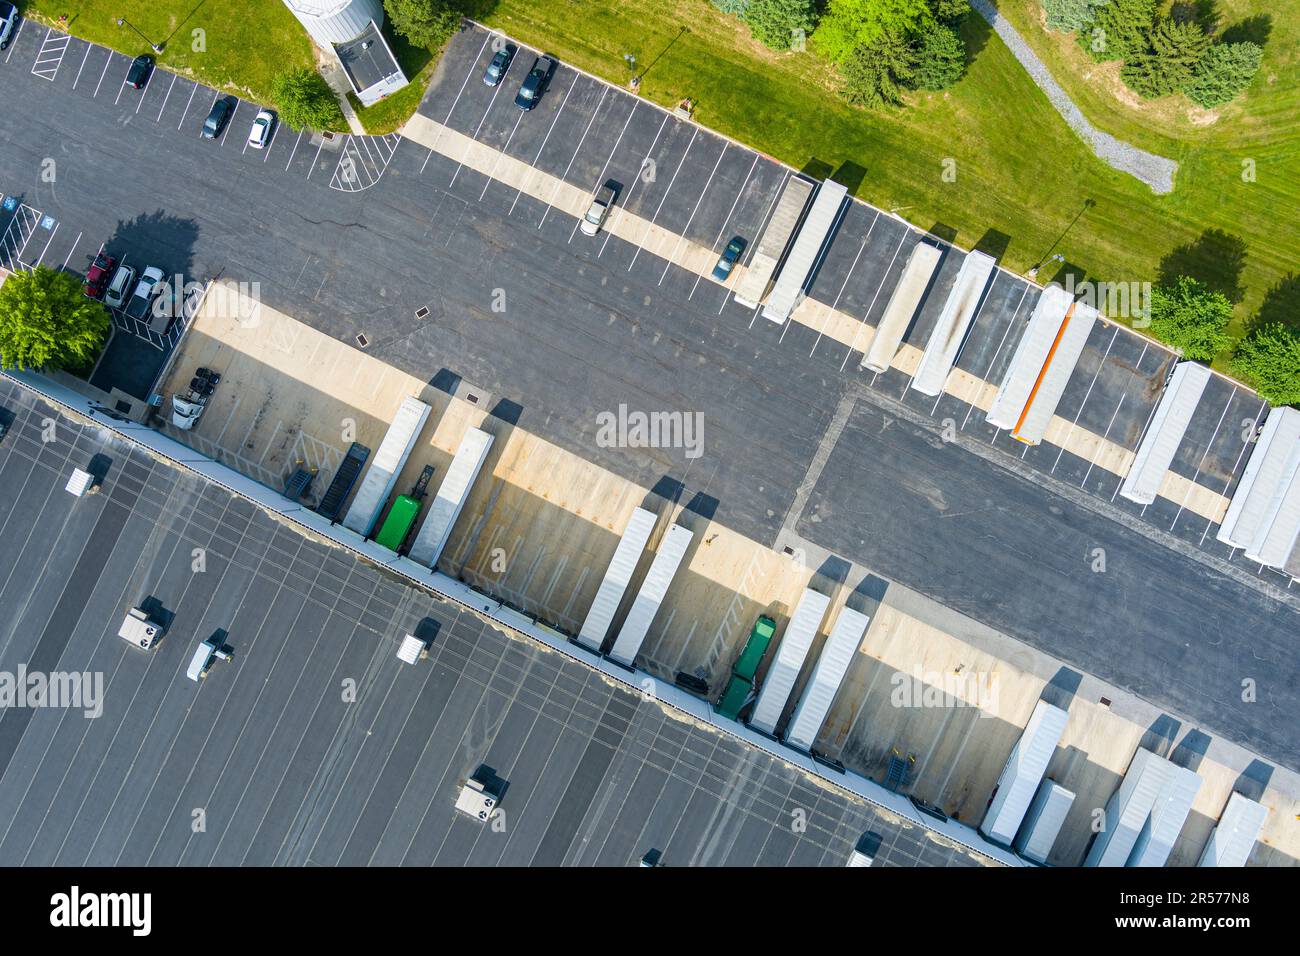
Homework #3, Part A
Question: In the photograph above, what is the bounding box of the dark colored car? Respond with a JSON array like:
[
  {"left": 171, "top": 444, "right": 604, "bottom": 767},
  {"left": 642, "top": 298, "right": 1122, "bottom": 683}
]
[
  {"left": 0, "top": 2, "right": 18, "bottom": 51},
  {"left": 514, "top": 56, "right": 555, "bottom": 111},
  {"left": 712, "top": 237, "right": 747, "bottom": 280},
  {"left": 202, "top": 98, "right": 232, "bottom": 139},
  {"left": 83, "top": 252, "right": 117, "bottom": 298},
  {"left": 125, "top": 54, "right": 153, "bottom": 89},
  {"left": 483, "top": 44, "right": 515, "bottom": 87}
]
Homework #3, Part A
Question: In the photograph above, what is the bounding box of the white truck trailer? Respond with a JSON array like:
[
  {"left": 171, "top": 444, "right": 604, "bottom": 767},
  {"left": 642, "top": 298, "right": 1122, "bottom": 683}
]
[
  {"left": 1216, "top": 406, "right": 1300, "bottom": 568},
  {"left": 731, "top": 177, "right": 815, "bottom": 308},
  {"left": 1198, "top": 792, "right": 1268, "bottom": 867},
  {"left": 1120, "top": 361, "right": 1213, "bottom": 505},
  {"left": 575, "top": 507, "right": 657, "bottom": 652},
  {"left": 761, "top": 180, "right": 848, "bottom": 324},
  {"left": 342, "top": 396, "right": 432, "bottom": 537},
  {"left": 910, "top": 250, "right": 996, "bottom": 396},
  {"left": 980, "top": 699, "right": 1069, "bottom": 845},
  {"left": 606, "top": 524, "right": 694, "bottom": 667},
  {"left": 747, "top": 588, "right": 831, "bottom": 736},
  {"left": 784, "top": 606, "right": 871, "bottom": 753},
  {"left": 1013, "top": 779, "right": 1075, "bottom": 864},
  {"left": 407, "top": 427, "right": 494, "bottom": 569},
  {"left": 860, "top": 241, "right": 942, "bottom": 373}
]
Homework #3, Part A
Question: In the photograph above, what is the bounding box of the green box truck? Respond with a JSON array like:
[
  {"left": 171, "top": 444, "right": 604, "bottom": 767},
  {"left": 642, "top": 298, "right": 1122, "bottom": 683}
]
[
  {"left": 375, "top": 494, "right": 422, "bottom": 552},
  {"left": 714, "top": 615, "right": 777, "bottom": 721}
]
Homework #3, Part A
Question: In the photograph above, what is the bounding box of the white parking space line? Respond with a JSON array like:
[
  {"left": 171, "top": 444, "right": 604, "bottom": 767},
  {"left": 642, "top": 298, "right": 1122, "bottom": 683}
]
[
  {"left": 1170, "top": 386, "right": 1234, "bottom": 530},
  {"left": 450, "top": 47, "right": 515, "bottom": 187},
  {"left": 305, "top": 137, "right": 326, "bottom": 180},
  {"left": 1049, "top": 326, "right": 1118, "bottom": 472},
  {"left": 539, "top": 84, "right": 608, "bottom": 229},
  {"left": 689, "top": 153, "right": 757, "bottom": 300},
  {"left": 284, "top": 130, "right": 304, "bottom": 171},
  {"left": 93, "top": 49, "right": 113, "bottom": 97},
  {"left": 114, "top": 58, "right": 133, "bottom": 105},
  {"left": 421, "top": 32, "right": 492, "bottom": 175},
  {"left": 220, "top": 101, "right": 239, "bottom": 144},
  {"left": 177, "top": 80, "right": 198, "bottom": 130},
  {"left": 1199, "top": 398, "right": 1267, "bottom": 545},
  {"left": 841, "top": 229, "right": 911, "bottom": 372},
  {"left": 30, "top": 29, "right": 71, "bottom": 81},
  {"left": 71, "top": 40, "right": 91, "bottom": 88},
  {"left": 1082, "top": 395, "right": 1125, "bottom": 488},
  {"left": 571, "top": 101, "right": 640, "bottom": 243},
  {"left": 197, "top": 90, "right": 218, "bottom": 138},
  {"left": 31, "top": 222, "right": 59, "bottom": 268},
  {"left": 810, "top": 213, "right": 877, "bottom": 356},
  {"left": 597, "top": 113, "right": 668, "bottom": 256},
  {"left": 480, "top": 110, "right": 525, "bottom": 200},
  {"left": 509, "top": 75, "right": 577, "bottom": 215},
  {"left": 628, "top": 128, "right": 697, "bottom": 271},
  {"left": 155, "top": 73, "right": 177, "bottom": 122},
  {"left": 660, "top": 142, "right": 727, "bottom": 285},
  {"left": 58, "top": 231, "right": 84, "bottom": 271},
  {"left": 3, "top": 19, "right": 23, "bottom": 63},
  {"left": 262, "top": 120, "right": 281, "bottom": 161},
  {"left": 963, "top": 283, "right": 1029, "bottom": 429},
  {"left": 134, "top": 68, "right": 155, "bottom": 114}
]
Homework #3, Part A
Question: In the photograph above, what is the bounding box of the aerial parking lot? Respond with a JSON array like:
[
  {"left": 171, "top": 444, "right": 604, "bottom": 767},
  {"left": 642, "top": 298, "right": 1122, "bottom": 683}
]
[{"left": 0, "top": 14, "right": 1296, "bottom": 875}]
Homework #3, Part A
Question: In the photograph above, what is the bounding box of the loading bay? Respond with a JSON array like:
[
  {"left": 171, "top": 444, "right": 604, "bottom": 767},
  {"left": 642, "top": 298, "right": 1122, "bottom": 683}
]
[
  {"left": 0, "top": 17, "right": 1297, "bottom": 860},
  {"left": 0, "top": 377, "right": 980, "bottom": 867}
]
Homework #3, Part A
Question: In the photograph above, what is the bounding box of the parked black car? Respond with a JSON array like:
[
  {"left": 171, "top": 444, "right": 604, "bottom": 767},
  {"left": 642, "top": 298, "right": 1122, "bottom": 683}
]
[
  {"left": 125, "top": 54, "right": 153, "bottom": 89},
  {"left": 514, "top": 56, "right": 555, "bottom": 110},
  {"left": 202, "top": 98, "right": 232, "bottom": 139}
]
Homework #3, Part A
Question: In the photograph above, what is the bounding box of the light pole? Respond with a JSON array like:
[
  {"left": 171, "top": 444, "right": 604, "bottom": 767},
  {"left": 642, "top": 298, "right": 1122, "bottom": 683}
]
[{"left": 117, "top": 17, "right": 163, "bottom": 54}]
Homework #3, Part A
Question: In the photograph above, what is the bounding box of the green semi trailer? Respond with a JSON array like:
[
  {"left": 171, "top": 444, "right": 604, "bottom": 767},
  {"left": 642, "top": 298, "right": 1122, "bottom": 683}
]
[{"left": 714, "top": 615, "right": 777, "bottom": 721}]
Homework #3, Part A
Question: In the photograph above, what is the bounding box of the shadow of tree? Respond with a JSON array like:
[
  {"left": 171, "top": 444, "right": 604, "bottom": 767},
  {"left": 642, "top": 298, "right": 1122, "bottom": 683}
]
[
  {"left": 1156, "top": 228, "right": 1248, "bottom": 303},
  {"left": 1221, "top": 14, "right": 1272, "bottom": 46},
  {"left": 1245, "top": 272, "right": 1300, "bottom": 335}
]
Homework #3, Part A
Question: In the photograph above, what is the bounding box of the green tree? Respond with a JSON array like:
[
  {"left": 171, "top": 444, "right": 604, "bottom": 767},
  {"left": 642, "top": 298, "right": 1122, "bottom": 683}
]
[
  {"left": 746, "top": 0, "right": 818, "bottom": 51},
  {"left": 711, "top": 0, "right": 751, "bottom": 16},
  {"left": 272, "top": 69, "right": 346, "bottom": 131},
  {"left": 1148, "top": 276, "right": 1234, "bottom": 362},
  {"left": 1232, "top": 322, "right": 1300, "bottom": 407},
  {"left": 383, "top": 0, "right": 462, "bottom": 51},
  {"left": 0, "top": 266, "right": 110, "bottom": 372},
  {"left": 1148, "top": 16, "right": 1212, "bottom": 89},
  {"left": 927, "top": 0, "right": 970, "bottom": 23},
  {"left": 1186, "top": 42, "right": 1263, "bottom": 107},
  {"left": 911, "top": 22, "right": 965, "bottom": 91},
  {"left": 1042, "top": 0, "right": 1104, "bottom": 33},
  {"left": 1080, "top": 0, "right": 1155, "bottom": 62},
  {"left": 840, "top": 31, "right": 916, "bottom": 108},
  {"left": 815, "top": 0, "right": 933, "bottom": 64}
]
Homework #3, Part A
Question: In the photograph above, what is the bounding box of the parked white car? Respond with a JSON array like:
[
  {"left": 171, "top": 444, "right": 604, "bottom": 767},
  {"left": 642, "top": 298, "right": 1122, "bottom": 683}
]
[
  {"left": 248, "top": 109, "right": 276, "bottom": 149},
  {"left": 104, "top": 264, "right": 137, "bottom": 309},
  {"left": 580, "top": 184, "right": 616, "bottom": 237}
]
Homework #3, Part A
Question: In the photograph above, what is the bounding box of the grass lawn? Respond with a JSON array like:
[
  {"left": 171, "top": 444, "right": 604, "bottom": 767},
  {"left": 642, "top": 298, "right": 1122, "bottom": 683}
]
[
  {"left": 23, "top": 0, "right": 314, "bottom": 102},
  {"left": 463, "top": 0, "right": 1296, "bottom": 371}
]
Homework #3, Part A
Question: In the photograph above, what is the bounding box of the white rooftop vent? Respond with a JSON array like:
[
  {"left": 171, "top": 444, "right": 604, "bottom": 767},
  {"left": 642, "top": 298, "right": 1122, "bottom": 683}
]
[
  {"left": 396, "top": 634, "right": 428, "bottom": 665},
  {"left": 118, "top": 608, "right": 163, "bottom": 650},
  {"left": 66, "top": 468, "right": 96, "bottom": 497}
]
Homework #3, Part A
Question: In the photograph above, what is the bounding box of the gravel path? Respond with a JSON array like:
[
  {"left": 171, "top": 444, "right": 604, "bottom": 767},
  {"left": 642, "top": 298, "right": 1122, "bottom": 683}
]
[{"left": 971, "top": 0, "right": 1178, "bottom": 193}]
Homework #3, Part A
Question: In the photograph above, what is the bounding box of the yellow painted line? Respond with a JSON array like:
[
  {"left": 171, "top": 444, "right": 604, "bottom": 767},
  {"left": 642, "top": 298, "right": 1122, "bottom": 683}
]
[{"left": 399, "top": 115, "right": 1230, "bottom": 523}]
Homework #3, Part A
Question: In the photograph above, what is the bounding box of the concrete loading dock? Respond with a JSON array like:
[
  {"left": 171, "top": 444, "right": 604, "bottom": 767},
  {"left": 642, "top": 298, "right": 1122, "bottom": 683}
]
[
  {"left": 731, "top": 177, "right": 814, "bottom": 308},
  {"left": 860, "top": 241, "right": 942, "bottom": 374},
  {"left": 1216, "top": 407, "right": 1300, "bottom": 568},
  {"left": 575, "top": 507, "right": 657, "bottom": 651},
  {"left": 911, "top": 250, "right": 996, "bottom": 396},
  {"left": 141, "top": 290, "right": 1300, "bottom": 868},
  {"left": 408, "top": 427, "right": 494, "bottom": 568},
  {"left": 761, "top": 180, "right": 849, "bottom": 324},
  {"left": 1120, "top": 362, "right": 1213, "bottom": 505}
]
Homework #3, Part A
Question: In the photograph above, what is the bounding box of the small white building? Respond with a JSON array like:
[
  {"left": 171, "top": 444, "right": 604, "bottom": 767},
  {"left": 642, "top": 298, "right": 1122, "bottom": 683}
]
[{"left": 283, "top": 0, "right": 409, "bottom": 106}]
